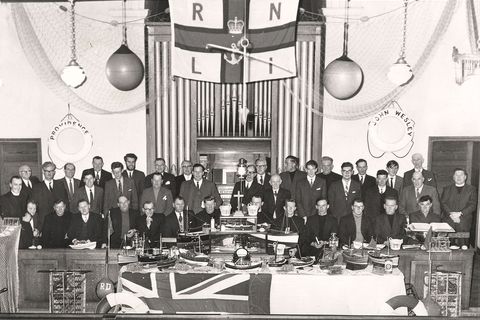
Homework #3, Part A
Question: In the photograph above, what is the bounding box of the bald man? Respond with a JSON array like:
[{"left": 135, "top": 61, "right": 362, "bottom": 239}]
[
  {"left": 399, "top": 171, "right": 440, "bottom": 216},
  {"left": 403, "top": 153, "right": 437, "bottom": 188}
]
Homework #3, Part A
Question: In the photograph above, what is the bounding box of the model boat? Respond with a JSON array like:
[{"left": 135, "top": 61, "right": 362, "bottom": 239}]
[
  {"left": 179, "top": 249, "right": 210, "bottom": 266},
  {"left": 368, "top": 251, "right": 399, "bottom": 267},
  {"left": 342, "top": 249, "right": 368, "bottom": 270}
]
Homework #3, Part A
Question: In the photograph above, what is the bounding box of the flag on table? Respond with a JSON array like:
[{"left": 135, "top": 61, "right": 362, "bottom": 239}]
[
  {"left": 120, "top": 271, "right": 271, "bottom": 314},
  {"left": 169, "top": 0, "right": 299, "bottom": 83}
]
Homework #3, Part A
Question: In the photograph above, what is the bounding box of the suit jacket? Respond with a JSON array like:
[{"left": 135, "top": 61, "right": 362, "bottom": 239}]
[
  {"left": 338, "top": 213, "right": 375, "bottom": 246},
  {"left": 441, "top": 184, "right": 477, "bottom": 232},
  {"left": 71, "top": 186, "right": 104, "bottom": 215},
  {"left": 0, "top": 191, "right": 28, "bottom": 219},
  {"left": 58, "top": 177, "right": 80, "bottom": 209},
  {"left": 256, "top": 173, "right": 271, "bottom": 188},
  {"left": 399, "top": 184, "right": 440, "bottom": 216},
  {"left": 19, "top": 213, "right": 41, "bottom": 248},
  {"left": 230, "top": 180, "right": 264, "bottom": 211},
  {"left": 179, "top": 179, "right": 223, "bottom": 214},
  {"left": 41, "top": 212, "right": 71, "bottom": 248},
  {"left": 352, "top": 174, "right": 376, "bottom": 193},
  {"left": 409, "top": 210, "right": 442, "bottom": 224},
  {"left": 299, "top": 214, "right": 338, "bottom": 257},
  {"left": 294, "top": 175, "right": 327, "bottom": 217},
  {"left": 274, "top": 214, "right": 307, "bottom": 234},
  {"left": 31, "top": 180, "right": 68, "bottom": 232},
  {"left": 140, "top": 187, "right": 173, "bottom": 216},
  {"left": 362, "top": 186, "right": 398, "bottom": 221},
  {"left": 103, "top": 177, "right": 138, "bottom": 214},
  {"left": 123, "top": 170, "right": 146, "bottom": 198},
  {"left": 319, "top": 171, "right": 342, "bottom": 191},
  {"left": 20, "top": 176, "right": 40, "bottom": 197},
  {"left": 80, "top": 168, "right": 112, "bottom": 189},
  {"left": 403, "top": 169, "right": 437, "bottom": 188},
  {"left": 108, "top": 207, "right": 137, "bottom": 248},
  {"left": 192, "top": 209, "right": 221, "bottom": 228},
  {"left": 174, "top": 174, "right": 192, "bottom": 199},
  {"left": 280, "top": 170, "right": 307, "bottom": 195},
  {"left": 260, "top": 188, "right": 290, "bottom": 224},
  {"left": 144, "top": 172, "right": 176, "bottom": 193},
  {"left": 135, "top": 213, "right": 163, "bottom": 244},
  {"left": 374, "top": 213, "right": 406, "bottom": 243},
  {"left": 327, "top": 180, "right": 362, "bottom": 221},
  {"left": 67, "top": 212, "right": 104, "bottom": 247},
  {"left": 388, "top": 175, "right": 404, "bottom": 193}
]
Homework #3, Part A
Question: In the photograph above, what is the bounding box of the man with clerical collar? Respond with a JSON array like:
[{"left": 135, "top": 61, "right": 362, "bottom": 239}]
[
  {"left": 122, "top": 153, "right": 146, "bottom": 198},
  {"left": 363, "top": 169, "right": 398, "bottom": 221},
  {"left": 162, "top": 197, "right": 196, "bottom": 236},
  {"left": 274, "top": 199, "right": 306, "bottom": 234},
  {"left": 299, "top": 198, "right": 338, "bottom": 257},
  {"left": 319, "top": 156, "right": 342, "bottom": 190},
  {"left": 260, "top": 174, "right": 290, "bottom": 224},
  {"left": 230, "top": 165, "right": 264, "bottom": 212},
  {"left": 279, "top": 155, "right": 306, "bottom": 196},
  {"left": 403, "top": 153, "right": 437, "bottom": 188},
  {"left": 174, "top": 160, "right": 193, "bottom": 198},
  {"left": 386, "top": 160, "right": 403, "bottom": 192},
  {"left": 144, "top": 158, "right": 176, "bottom": 193},
  {"left": 338, "top": 198, "right": 374, "bottom": 246},
  {"left": 135, "top": 201, "right": 163, "bottom": 246},
  {"left": 328, "top": 162, "right": 362, "bottom": 221},
  {"left": 80, "top": 156, "right": 113, "bottom": 189},
  {"left": 374, "top": 196, "right": 406, "bottom": 244},
  {"left": 108, "top": 196, "right": 137, "bottom": 249},
  {"left": 0, "top": 176, "right": 28, "bottom": 219},
  {"left": 409, "top": 195, "right": 442, "bottom": 224},
  {"left": 441, "top": 168, "right": 477, "bottom": 246},
  {"left": 68, "top": 199, "right": 104, "bottom": 248},
  {"left": 180, "top": 164, "right": 222, "bottom": 214},
  {"left": 104, "top": 162, "right": 138, "bottom": 217},
  {"left": 192, "top": 196, "right": 221, "bottom": 229},
  {"left": 141, "top": 172, "right": 173, "bottom": 216},
  {"left": 399, "top": 171, "right": 440, "bottom": 216},
  {"left": 255, "top": 158, "right": 271, "bottom": 187},
  {"left": 295, "top": 160, "right": 327, "bottom": 217},
  {"left": 42, "top": 200, "right": 71, "bottom": 248},
  {"left": 71, "top": 172, "right": 104, "bottom": 215},
  {"left": 18, "top": 164, "right": 39, "bottom": 196}
]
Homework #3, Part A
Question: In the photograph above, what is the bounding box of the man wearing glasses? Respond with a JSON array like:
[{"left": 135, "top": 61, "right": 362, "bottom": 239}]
[
  {"left": 255, "top": 158, "right": 271, "bottom": 187},
  {"left": 327, "top": 162, "right": 362, "bottom": 221},
  {"left": 230, "top": 165, "right": 264, "bottom": 212},
  {"left": 174, "top": 160, "right": 193, "bottom": 198}
]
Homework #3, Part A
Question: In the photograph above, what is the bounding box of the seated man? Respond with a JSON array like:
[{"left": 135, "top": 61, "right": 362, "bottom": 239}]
[
  {"left": 164, "top": 196, "right": 197, "bottom": 234},
  {"left": 191, "top": 196, "right": 220, "bottom": 229},
  {"left": 299, "top": 198, "right": 338, "bottom": 257},
  {"left": 67, "top": 199, "right": 104, "bottom": 248},
  {"left": 374, "top": 196, "right": 406, "bottom": 243},
  {"left": 409, "top": 195, "right": 442, "bottom": 224},
  {"left": 135, "top": 201, "right": 163, "bottom": 246},
  {"left": 338, "top": 198, "right": 375, "bottom": 246},
  {"left": 274, "top": 199, "right": 307, "bottom": 234},
  {"left": 42, "top": 200, "right": 72, "bottom": 248},
  {"left": 108, "top": 196, "right": 137, "bottom": 249}
]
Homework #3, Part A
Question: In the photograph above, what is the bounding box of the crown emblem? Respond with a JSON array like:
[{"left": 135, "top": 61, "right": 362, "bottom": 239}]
[{"left": 227, "top": 17, "right": 244, "bottom": 35}]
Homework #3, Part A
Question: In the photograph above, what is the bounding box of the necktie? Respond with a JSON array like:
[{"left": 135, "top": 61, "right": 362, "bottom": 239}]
[
  {"left": 260, "top": 176, "right": 264, "bottom": 185},
  {"left": 245, "top": 182, "right": 250, "bottom": 190},
  {"left": 146, "top": 217, "right": 151, "bottom": 229},
  {"left": 196, "top": 181, "right": 200, "bottom": 190},
  {"left": 179, "top": 214, "right": 184, "bottom": 232},
  {"left": 273, "top": 191, "right": 278, "bottom": 202},
  {"left": 390, "top": 177, "right": 394, "bottom": 188},
  {"left": 28, "top": 181, "right": 32, "bottom": 189},
  {"left": 416, "top": 188, "right": 420, "bottom": 199},
  {"left": 129, "top": 172, "right": 132, "bottom": 179},
  {"left": 380, "top": 188, "right": 384, "bottom": 194},
  {"left": 69, "top": 179, "right": 74, "bottom": 198},
  {"left": 118, "top": 180, "right": 122, "bottom": 194},
  {"left": 309, "top": 178, "right": 314, "bottom": 187},
  {"left": 89, "top": 188, "right": 94, "bottom": 204},
  {"left": 95, "top": 172, "right": 100, "bottom": 184},
  {"left": 360, "top": 176, "right": 364, "bottom": 184},
  {"left": 344, "top": 183, "right": 349, "bottom": 197},
  {"left": 49, "top": 181, "right": 53, "bottom": 192}
]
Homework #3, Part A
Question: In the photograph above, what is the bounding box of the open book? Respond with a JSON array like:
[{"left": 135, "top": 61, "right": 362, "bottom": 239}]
[{"left": 408, "top": 222, "right": 455, "bottom": 233}]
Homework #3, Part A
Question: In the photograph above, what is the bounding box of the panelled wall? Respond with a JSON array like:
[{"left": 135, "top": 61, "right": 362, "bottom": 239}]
[{"left": 146, "top": 22, "right": 323, "bottom": 175}]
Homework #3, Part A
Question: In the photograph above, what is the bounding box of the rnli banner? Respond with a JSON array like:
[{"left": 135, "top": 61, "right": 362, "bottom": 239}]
[{"left": 169, "top": 0, "right": 299, "bottom": 83}]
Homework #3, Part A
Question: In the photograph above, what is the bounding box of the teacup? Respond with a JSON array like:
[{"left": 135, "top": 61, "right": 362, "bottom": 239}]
[{"left": 388, "top": 238, "right": 403, "bottom": 250}]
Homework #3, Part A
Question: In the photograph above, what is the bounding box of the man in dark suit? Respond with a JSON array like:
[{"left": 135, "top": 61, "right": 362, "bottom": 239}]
[
  {"left": 295, "top": 160, "right": 327, "bottom": 217},
  {"left": 135, "top": 201, "right": 163, "bottom": 246},
  {"left": 18, "top": 164, "right": 40, "bottom": 197},
  {"left": 279, "top": 155, "right": 307, "bottom": 196},
  {"left": 31, "top": 162, "right": 68, "bottom": 233},
  {"left": 161, "top": 197, "right": 197, "bottom": 236},
  {"left": 403, "top": 153, "right": 437, "bottom": 188},
  {"left": 174, "top": 160, "right": 193, "bottom": 199},
  {"left": 399, "top": 171, "right": 440, "bottom": 216},
  {"left": 255, "top": 158, "right": 271, "bottom": 188},
  {"left": 230, "top": 165, "right": 264, "bottom": 211},
  {"left": 107, "top": 195, "right": 137, "bottom": 249},
  {"left": 193, "top": 196, "right": 221, "bottom": 228},
  {"left": 179, "top": 164, "right": 222, "bottom": 214},
  {"left": 299, "top": 198, "right": 338, "bottom": 257},
  {"left": 260, "top": 174, "right": 290, "bottom": 225},
  {"left": 319, "top": 156, "right": 342, "bottom": 191},
  {"left": 352, "top": 159, "right": 376, "bottom": 193},
  {"left": 144, "top": 158, "right": 176, "bottom": 193},
  {"left": 338, "top": 199, "right": 375, "bottom": 246},
  {"left": 328, "top": 162, "right": 362, "bottom": 221},
  {"left": 42, "top": 200, "right": 71, "bottom": 248},
  {"left": 80, "top": 156, "right": 112, "bottom": 189},
  {"left": 0, "top": 176, "right": 28, "bottom": 219},
  {"left": 71, "top": 172, "right": 104, "bottom": 215},
  {"left": 274, "top": 199, "right": 307, "bottom": 234},
  {"left": 140, "top": 172, "right": 173, "bottom": 216},
  {"left": 441, "top": 168, "right": 477, "bottom": 245},
  {"left": 122, "top": 153, "right": 146, "bottom": 198},
  {"left": 386, "top": 160, "right": 403, "bottom": 193},
  {"left": 410, "top": 195, "right": 442, "bottom": 224},
  {"left": 67, "top": 199, "right": 104, "bottom": 248},
  {"left": 363, "top": 170, "right": 398, "bottom": 222},
  {"left": 374, "top": 196, "right": 406, "bottom": 243},
  {"left": 104, "top": 162, "right": 138, "bottom": 216},
  {"left": 58, "top": 162, "right": 80, "bottom": 211}
]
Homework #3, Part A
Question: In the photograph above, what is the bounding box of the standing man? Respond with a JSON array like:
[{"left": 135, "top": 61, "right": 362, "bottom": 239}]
[
  {"left": 352, "top": 159, "right": 376, "bottom": 193},
  {"left": 0, "top": 176, "right": 28, "bottom": 219},
  {"left": 279, "top": 155, "right": 306, "bottom": 196},
  {"left": 140, "top": 172, "right": 173, "bottom": 216},
  {"left": 441, "top": 168, "right": 477, "bottom": 246},
  {"left": 328, "top": 162, "right": 362, "bottom": 221},
  {"left": 386, "top": 160, "right": 403, "bottom": 192},
  {"left": 18, "top": 164, "right": 39, "bottom": 196},
  {"left": 174, "top": 160, "right": 193, "bottom": 198},
  {"left": 108, "top": 196, "right": 137, "bottom": 249},
  {"left": 255, "top": 158, "right": 271, "bottom": 187},
  {"left": 122, "top": 153, "right": 146, "bottom": 198},
  {"left": 230, "top": 165, "right": 264, "bottom": 211},
  {"left": 144, "top": 158, "right": 176, "bottom": 193},
  {"left": 80, "top": 156, "right": 113, "bottom": 189},
  {"left": 399, "top": 171, "right": 440, "bottom": 216},
  {"left": 67, "top": 199, "right": 104, "bottom": 248},
  {"left": 374, "top": 196, "right": 406, "bottom": 243},
  {"left": 295, "top": 160, "right": 327, "bottom": 217},
  {"left": 363, "top": 170, "right": 398, "bottom": 222},
  {"left": 71, "top": 172, "right": 104, "bottom": 214},
  {"left": 180, "top": 164, "right": 222, "bottom": 214},
  {"left": 319, "top": 156, "right": 342, "bottom": 190},
  {"left": 31, "top": 162, "right": 68, "bottom": 233},
  {"left": 338, "top": 199, "right": 375, "bottom": 246},
  {"left": 104, "top": 162, "right": 138, "bottom": 216},
  {"left": 260, "top": 174, "right": 290, "bottom": 224},
  {"left": 42, "top": 200, "right": 72, "bottom": 248},
  {"left": 59, "top": 162, "right": 80, "bottom": 211},
  {"left": 403, "top": 153, "right": 437, "bottom": 188}
]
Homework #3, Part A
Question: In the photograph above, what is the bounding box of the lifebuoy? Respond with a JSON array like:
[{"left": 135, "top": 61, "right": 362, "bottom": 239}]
[
  {"left": 383, "top": 295, "right": 428, "bottom": 316},
  {"left": 95, "top": 292, "right": 150, "bottom": 313},
  {"left": 48, "top": 117, "right": 93, "bottom": 163}
]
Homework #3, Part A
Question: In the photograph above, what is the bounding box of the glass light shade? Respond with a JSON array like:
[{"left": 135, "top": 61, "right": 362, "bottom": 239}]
[
  {"left": 387, "top": 57, "right": 413, "bottom": 86},
  {"left": 323, "top": 55, "right": 364, "bottom": 100},
  {"left": 61, "top": 60, "right": 86, "bottom": 88}
]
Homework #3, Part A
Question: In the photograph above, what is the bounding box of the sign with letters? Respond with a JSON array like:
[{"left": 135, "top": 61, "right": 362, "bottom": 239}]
[{"left": 169, "top": 0, "right": 299, "bottom": 83}]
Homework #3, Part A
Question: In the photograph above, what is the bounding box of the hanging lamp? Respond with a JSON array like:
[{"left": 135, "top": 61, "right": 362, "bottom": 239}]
[
  {"left": 323, "top": 0, "right": 363, "bottom": 100},
  {"left": 105, "top": 0, "right": 144, "bottom": 91},
  {"left": 61, "top": 0, "right": 86, "bottom": 88},
  {"left": 387, "top": 0, "right": 413, "bottom": 86}
]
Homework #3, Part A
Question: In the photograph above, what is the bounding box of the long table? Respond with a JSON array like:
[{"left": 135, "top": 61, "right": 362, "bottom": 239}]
[{"left": 16, "top": 248, "right": 475, "bottom": 312}]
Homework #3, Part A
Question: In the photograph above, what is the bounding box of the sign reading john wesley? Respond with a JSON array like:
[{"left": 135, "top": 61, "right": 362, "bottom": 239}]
[{"left": 169, "top": 0, "right": 299, "bottom": 83}]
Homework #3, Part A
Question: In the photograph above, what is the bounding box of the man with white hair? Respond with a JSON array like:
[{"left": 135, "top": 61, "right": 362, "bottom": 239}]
[
  {"left": 399, "top": 171, "right": 440, "bottom": 216},
  {"left": 403, "top": 153, "right": 437, "bottom": 188}
]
